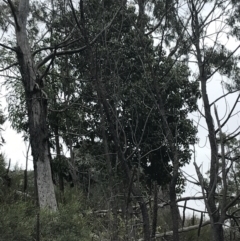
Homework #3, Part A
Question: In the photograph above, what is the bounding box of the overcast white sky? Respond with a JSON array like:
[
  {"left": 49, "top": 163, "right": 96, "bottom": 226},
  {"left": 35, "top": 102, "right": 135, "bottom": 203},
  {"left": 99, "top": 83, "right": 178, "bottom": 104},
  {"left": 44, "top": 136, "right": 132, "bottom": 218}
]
[
  {"left": 180, "top": 75, "right": 240, "bottom": 215},
  {"left": 0, "top": 85, "right": 30, "bottom": 169}
]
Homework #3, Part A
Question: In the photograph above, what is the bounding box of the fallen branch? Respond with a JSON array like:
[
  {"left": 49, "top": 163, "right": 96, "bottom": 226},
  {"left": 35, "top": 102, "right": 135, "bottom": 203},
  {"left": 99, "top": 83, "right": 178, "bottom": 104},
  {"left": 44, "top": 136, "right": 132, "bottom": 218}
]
[
  {"left": 138, "top": 220, "right": 211, "bottom": 241},
  {"left": 15, "top": 190, "right": 31, "bottom": 198}
]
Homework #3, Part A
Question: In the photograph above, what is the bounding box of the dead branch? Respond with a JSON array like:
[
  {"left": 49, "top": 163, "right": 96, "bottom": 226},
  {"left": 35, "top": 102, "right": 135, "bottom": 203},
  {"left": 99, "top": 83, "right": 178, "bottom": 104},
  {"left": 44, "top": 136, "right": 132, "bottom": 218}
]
[
  {"left": 138, "top": 220, "right": 211, "bottom": 241},
  {"left": 215, "top": 94, "right": 240, "bottom": 134}
]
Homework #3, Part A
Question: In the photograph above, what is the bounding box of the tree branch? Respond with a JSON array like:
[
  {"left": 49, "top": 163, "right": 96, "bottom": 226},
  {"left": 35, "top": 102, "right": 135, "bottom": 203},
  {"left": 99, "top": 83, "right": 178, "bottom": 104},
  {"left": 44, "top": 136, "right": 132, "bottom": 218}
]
[
  {"left": 7, "top": 0, "right": 20, "bottom": 30},
  {"left": 215, "top": 93, "right": 240, "bottom": 134},
  {"left": 36, "top": 6, "right": 121, "bottom": 69},
  {"left": 0, "top": 62, "right": 18, "bottom": 72},
  {"left": 138, "top": 220, "right": 211, "bottom": 240},
  {"left": 0, "top": 43, "right": 18, "bottom": 52},
  {"left": 210, "top": 89, "right": 239, "bottom": 107}
]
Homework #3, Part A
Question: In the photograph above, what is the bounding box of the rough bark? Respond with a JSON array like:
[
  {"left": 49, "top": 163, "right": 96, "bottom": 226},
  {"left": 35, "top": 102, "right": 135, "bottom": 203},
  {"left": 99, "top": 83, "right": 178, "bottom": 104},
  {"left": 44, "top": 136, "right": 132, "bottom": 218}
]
[{"left": 12, "top": 0, "right": 57, "bottom": 210}]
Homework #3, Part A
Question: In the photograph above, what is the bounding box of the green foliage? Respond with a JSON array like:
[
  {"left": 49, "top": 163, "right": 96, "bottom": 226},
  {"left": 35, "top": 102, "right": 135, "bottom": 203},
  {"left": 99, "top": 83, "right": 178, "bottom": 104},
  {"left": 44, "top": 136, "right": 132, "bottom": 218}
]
[
  {"left": 0, "top": 154, "right": 5, "bottom": 176},
  {"left": 203, "top": 45, "right": 240, "bottom": 91},
  {"left": 182, "top": 225, "right": 212, "bottom": 241},
  {"left": 40, "top": 200, "right": 90, "bottom": 241},
  {"left": 0, "top": 191, "right": 91, "bottom": 241},
  {"left": 0, "top": 167, "right": 142, "bottom": 241},
  {"left": 0, "top": 165, "right": 90, "bottom": 241},
  {"left": 7, "top": 79, "right": 28, "bottom": 134},
  {"left": 0, "top": 201, "right": 36, "bottom": 241},
  {"left": 1, "top": 0, "right": 199, "bottom": 195}
]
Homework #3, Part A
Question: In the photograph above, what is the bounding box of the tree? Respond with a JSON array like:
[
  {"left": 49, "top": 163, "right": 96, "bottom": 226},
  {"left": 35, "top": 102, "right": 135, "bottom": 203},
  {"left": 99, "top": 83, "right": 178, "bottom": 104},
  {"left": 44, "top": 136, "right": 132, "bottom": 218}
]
[
  {"left": 0, "top": 0, "right": 57, "bottom": 210},
  {"left": 0, "top": 0, "right": 126, "bottom": 211},
  {"left": 184, "top": 0, "right": 240, "bottom": 240},
  {"left": 67, "top": 1, "right": 199, "bottom": 240}
]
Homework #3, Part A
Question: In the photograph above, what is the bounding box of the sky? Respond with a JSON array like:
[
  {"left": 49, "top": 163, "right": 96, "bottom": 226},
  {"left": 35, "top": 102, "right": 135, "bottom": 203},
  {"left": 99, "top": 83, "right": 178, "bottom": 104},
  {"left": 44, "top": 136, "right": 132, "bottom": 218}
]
[
  {"left": 178, "top": 43, "right": 240, "bottom": 215},
  {"left": 180, "top": 75, "right": 240, "bottom": 215},
  {"left": 0, "top": 85, "right": 31, "bottom": 170}
]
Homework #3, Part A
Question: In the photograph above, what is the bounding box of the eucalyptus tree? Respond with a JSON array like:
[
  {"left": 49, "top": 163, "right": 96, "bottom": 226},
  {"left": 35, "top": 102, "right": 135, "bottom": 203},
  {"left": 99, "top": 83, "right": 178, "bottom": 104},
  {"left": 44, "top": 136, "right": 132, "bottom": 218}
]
[
  {"left": 0, "top": 0, "right": 60, "bottom": 210},
  {"left": 178, "top": 0, "right": 240, "bottom": 240},
  {"left": 0, "top": 0, "right": 119, "bottom": 210}
]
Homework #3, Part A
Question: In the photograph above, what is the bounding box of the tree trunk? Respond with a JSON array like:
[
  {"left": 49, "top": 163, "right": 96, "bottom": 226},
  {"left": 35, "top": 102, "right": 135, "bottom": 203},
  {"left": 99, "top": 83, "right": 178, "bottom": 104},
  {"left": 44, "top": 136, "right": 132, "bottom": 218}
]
[
  {"left": 151, "top": 182, "right": 158, "bottom": 238},
  {"left": 14, "top": 0, "right": 57, "bottom": 210},
  {"left": 196, "top": 63, "right": 224, "bottom": 241},
  {"left": 169, "top": 180, "right": 180, "bottom": 241},
  {"left": 96, "top": 74, "right": 151, "bottom": 241},
  {"left": 190, "top": 1, "right": 224, "bottom": 238},
  {"left": 54, "top": 126, "right": 64, "bottom": 192},
  {"left": 155, "top": 93, "right": 180, "bottom": 241},
  {"left": 200, "top": 66, "right": 224, "bottom": 241}
]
